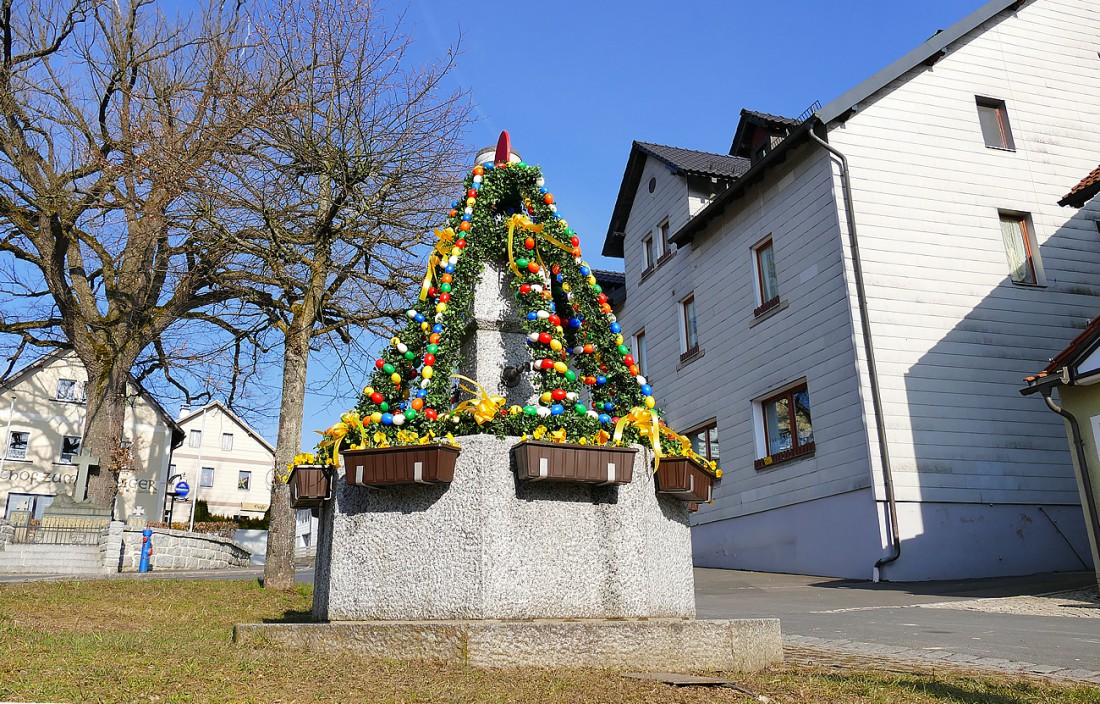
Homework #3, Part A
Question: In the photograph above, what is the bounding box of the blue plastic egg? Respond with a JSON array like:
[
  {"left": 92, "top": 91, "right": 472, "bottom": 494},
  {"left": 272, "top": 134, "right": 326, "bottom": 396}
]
[
  {"left": 550, "top": 404, "right": 564, "bottom": 415},
  {"left": 609, "top": 322, "right": 621, "bottom": 334},
  {"left": 598, "top": 413, "right": 611, "bottom": 424},
  {"left": 381, "top": 413, "right": 394, "bottom": 425},
  {"left": 640, "top": 384, "right": 652, "bottom": 396}
]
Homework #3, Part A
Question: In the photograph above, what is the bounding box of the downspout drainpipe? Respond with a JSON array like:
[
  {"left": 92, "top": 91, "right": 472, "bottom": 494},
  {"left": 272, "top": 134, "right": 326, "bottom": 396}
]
[
  {"left": 807, "top": 125, "right": 901, "bottom": 581},
  {"left": 1038, "top": 386, "right": 1100, "bottom": 580}
]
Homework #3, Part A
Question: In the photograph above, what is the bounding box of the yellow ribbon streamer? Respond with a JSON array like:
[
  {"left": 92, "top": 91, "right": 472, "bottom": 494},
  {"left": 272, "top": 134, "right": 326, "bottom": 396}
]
[
  {"left": 420, "top": 227, "right": 457, "bottom": 301},
  {"left": 450, "top": 374, "right": 507, "bottom": 425},
  {"left": 506, "top": 214, "right": 578, "bottom": 278},
  {"left": 613, "top": 407, "right": 664, "bottom": 470},
  {"left": 315, "top": 422, "right": 349, "bottom": 468}
]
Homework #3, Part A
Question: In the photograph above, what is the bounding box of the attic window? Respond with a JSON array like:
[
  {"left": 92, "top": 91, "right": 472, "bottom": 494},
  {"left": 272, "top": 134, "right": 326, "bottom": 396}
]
[
  {"left": 648, "top": 177, "right": 656, "bottom": 193},
  {"left": 976, "top": 97, "right": 1015, "bottom": 150}
]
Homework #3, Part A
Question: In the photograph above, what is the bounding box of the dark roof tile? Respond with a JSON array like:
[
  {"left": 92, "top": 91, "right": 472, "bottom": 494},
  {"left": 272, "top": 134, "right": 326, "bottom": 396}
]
[{"left": 634, "top": 142, "right": 750, "bottom": 180}]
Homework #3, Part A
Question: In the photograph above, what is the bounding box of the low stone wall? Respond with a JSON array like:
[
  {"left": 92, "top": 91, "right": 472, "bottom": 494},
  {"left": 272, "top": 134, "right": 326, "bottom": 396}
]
[{"left": 103, "top": 522, "right": 250, "bottom": 572}]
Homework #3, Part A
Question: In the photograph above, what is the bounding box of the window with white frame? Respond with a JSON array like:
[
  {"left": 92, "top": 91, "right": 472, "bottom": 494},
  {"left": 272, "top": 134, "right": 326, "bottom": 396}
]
[
  {"left": 221, "top": 433, "right": 234, "bottom": 451},
  {"left": 200, "top": 467, "right": 214, "bottom": 487},
  {"left": 633, "top": 329, "right": 648, "bottom": 377},
  {"left": 642, "top": 233, "right": 655, "bottom": 273},
  {"left": 680, "top": 294, "right": 699, "bottom": 357},
  {"left": 238, "top": 470, "right": 251, "bottom": 491},
  {"left": 5, "top": 430, "right": 29, "bottom": 460},
  {"left": 657, "top": 219, "right": 670, "bottom": 257},
  {"left": 59, "top": 436, "right": 81, "bottom": 463},
  {"left": 753, "top": 237, "right": 780, "bottom": 315},
  {"left": 55, "top": 378, "right": 82, "bottom": 402},
  {"left": 189, "top": 429, "right": 202, "bottom": 448},
  {"left": 755, "top": 383, "right": 815, "bottom": 469},
  {"left": 999, "top": 212, "right": 1041, "bottom": 285}
]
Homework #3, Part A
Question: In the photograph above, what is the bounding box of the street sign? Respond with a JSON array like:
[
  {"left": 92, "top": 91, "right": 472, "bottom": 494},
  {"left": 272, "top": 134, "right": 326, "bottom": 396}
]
[{"left": 174, "top": 480, "right": 190, "bottom": 499}]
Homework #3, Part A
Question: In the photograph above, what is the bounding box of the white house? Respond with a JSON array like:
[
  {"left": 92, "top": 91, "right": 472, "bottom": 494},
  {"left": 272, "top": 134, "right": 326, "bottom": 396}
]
[
  {"left": 170, "top": 402, "right": 276, "bottom": 523},
  {"left": 602, "top": 0, "right": 1099, "bottom": 581},
  {"left": 0, "top": 350, "right": 183, "bottom": 521}
]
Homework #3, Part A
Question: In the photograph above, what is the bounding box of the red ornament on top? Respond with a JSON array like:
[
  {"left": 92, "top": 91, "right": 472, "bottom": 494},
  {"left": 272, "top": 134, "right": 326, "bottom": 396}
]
[{"left": 494, "top": 130, "right": 511, "bottom": 165}]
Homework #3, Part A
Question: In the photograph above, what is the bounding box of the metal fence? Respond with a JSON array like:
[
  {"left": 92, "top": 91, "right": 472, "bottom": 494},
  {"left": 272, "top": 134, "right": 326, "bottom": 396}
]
[{"left": 6, "top": 511, "right": 107, "bottom": 545}]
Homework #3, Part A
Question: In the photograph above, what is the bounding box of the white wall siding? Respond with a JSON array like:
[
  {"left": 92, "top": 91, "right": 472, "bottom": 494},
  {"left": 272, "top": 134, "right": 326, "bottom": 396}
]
[{"left": 827, "top": 0, "right": 1100, "bottom": 508}]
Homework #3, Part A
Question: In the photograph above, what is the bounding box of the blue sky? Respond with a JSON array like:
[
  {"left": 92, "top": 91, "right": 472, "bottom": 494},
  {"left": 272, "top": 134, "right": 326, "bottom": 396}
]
[{"left": 297, "top": 0, "right": 991, "bottom": 446}]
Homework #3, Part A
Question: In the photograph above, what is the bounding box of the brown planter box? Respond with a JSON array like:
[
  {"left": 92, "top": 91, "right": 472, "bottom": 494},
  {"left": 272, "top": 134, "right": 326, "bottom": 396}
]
[
  {"left": 655, "top": 457, "right": 717, "bottom": 502},
  {"left": 512, "top": 441, "right": 636, "bottom": 485},
  {"left": 288, "top": 465, "right": 334, "bottom": 509},
  {"left": 340, "top": 445, "right": 460, "bottom": 487}
]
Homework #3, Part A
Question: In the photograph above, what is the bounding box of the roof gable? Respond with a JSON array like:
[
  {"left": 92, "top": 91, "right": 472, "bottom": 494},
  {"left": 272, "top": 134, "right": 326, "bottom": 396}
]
[
  {"left": 818, "top": 0, "right": 1025, "bottom": 125},
  {"left": 1044, "top": 316, "right": 1100, "bottom": 380},
  {"left": 728, "top": 109, "right": 800, "bottom": 159},
  {"left": 176, "top": 400, "right": 275, "bottom": 454},
  {"left": 602, "top": 141, "right": 748, "bottom": 257}
]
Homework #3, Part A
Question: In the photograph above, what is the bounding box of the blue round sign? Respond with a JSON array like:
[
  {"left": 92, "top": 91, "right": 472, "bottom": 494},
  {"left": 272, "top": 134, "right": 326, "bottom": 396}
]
[{"left": 174, "top": 480, "right": 190, "bottom": 499}]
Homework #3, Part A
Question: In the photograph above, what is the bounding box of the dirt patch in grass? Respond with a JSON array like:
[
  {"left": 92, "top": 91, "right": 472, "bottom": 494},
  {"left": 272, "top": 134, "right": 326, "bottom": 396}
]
[{"left": 0, "top": 579, "right": 1097, "bottom": 703}]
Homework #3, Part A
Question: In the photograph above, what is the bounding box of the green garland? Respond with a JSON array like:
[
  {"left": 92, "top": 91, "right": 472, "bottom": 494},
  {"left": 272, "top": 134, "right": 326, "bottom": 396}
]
[{"left": 315, "top": 159, "right": 719, "bottom": 478}]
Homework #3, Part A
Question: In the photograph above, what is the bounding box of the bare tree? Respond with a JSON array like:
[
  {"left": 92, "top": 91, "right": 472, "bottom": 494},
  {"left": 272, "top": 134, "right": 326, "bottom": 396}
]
[
  {"left": 207, "top": 0, "right": 472, "bottom": 589},
  {"left": 0, "top": 0, "right": 288, "bottom": 507}
]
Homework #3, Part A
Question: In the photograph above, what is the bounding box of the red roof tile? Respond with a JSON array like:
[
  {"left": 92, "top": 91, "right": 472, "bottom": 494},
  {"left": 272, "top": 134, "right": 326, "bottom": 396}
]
[{"left": 1059, "top": 164, "right": 1100, "bottom": 208}]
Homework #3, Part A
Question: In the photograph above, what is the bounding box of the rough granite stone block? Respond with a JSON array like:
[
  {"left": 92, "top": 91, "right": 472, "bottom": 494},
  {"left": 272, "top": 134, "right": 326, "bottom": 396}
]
[
  {"left": 313, "top": 435, "right": 695, "bottom": 622},
  {"left": 458, "top": 261, "right": 537, "bottom": 408}
]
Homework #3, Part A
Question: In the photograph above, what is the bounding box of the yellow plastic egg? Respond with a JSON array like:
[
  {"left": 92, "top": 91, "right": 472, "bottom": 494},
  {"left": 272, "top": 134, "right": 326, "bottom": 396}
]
[
  {"left": 644, "top": 396, "right": 655, "bottom": 409},
  {"left": 422, "top": 367, "right": 433, "bottom": 380},
  {"left": 390, "top": 336, "right": 400, "bottom": 345},
  {"left": 436, "top": 303, "right": 447, "bottom": 313},
  {"left": 586, "top": 275, "right": 596, "bottom": 286},
  {"left": 370, "top": 412, "right": 382, "bottom": 423},
  {"left": 553, "top": 361, "right": 568, "bottom": 374},
  {"left": 363, "top": 386, "right": 373, "bottom": 396},
  {"left": 466, "top": 197, "right": 476, "bottom": 207},
  {"left": 540, "top": 392, "right": 553, "bottom": 404},
  {"left": 614, "top": 335, "right": 624, "bottom": 345},
  {"left": 390, "top": 372, "right": 401, "bottom": 384},
  {"left": 549, "top": 339, "right": 562, "bottom": 351},
  {"left": 421, "top": 322, "right": 430, "bottom": 332},
  {"left": 562, "top": 282, "right": 572, "bottom": 293}
]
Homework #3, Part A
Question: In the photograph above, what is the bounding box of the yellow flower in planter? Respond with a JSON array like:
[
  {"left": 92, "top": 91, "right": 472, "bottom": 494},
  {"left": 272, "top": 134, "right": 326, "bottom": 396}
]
[
  {"left": 577, "top": 437, "right": 588, "bottom": 445},
  {"left": 549, "top": 429, "right": 567, "bottom": 444},
  {"left": 532, "top": 425, "right": 548, "bottom": 440},
  {"left": 594, "top": 430, "right": 610, "bottom": 446},
  {"left": 715, "top": 469, "right": 723, "bottom": 479}
]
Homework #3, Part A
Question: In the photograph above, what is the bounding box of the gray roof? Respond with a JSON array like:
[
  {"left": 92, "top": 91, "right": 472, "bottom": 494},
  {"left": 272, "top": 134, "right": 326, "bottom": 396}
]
[
  {"left": 740, "top": 110, "right": 800, "bottom": 127},
  {"left": 634, "top": 142, "right": 751, "bottom": 180},
  {"left": 818, "top": 0, "right": 1024, "bottom": 124}
]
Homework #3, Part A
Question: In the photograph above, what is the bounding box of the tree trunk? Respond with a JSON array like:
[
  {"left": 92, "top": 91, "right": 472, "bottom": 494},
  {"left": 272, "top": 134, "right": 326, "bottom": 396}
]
[
  {"left": 264, "top": 322, "right": 313, "bottom": 590},
  {"left": 82, "top": 360, "right": 131, "bottom": 510}
]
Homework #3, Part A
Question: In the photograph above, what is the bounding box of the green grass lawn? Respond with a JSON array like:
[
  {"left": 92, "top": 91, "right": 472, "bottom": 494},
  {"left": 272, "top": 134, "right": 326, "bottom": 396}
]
[{"left": 0, "top": 579, "right": 1097, "bottom": 703}]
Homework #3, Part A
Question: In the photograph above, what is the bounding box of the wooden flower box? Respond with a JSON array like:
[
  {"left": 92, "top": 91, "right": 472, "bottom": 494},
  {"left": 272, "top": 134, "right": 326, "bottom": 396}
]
[
  {"left": 512, "top": 441, "right": 636, "bottom": 485},
  {"left": 288, "top": 465, "right": 334, "bottom": 509},
  {"left": 340, "top": 445, "right": 460, "bottom": 487},
  {"left": 655, "top": 457, "right": 716, "bottom": 502}
]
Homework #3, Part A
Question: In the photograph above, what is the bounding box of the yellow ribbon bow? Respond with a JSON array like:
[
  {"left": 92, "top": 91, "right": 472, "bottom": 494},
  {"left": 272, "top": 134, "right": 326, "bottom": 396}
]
[
  {"left": 315, "top": 421, "right": 350, "bottom": 468},
  {"left": 613, "top": 407, "right": 664, "bottom": 469},
  {"left": 506, "top": 214, "right": 577, "bottom": 278},
  {"left": 420, "top": 227, "right": 457, "bottom": 301},
  {"left": 451, "top": 374, "right": 506, "bottom": 425}
]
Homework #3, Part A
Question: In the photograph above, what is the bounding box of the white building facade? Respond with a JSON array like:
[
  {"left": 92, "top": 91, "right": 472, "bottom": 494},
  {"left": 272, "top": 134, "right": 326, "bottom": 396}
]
[
  {"left": 0, "top": 350, "right": 183, "bottom": 521},
  {"left": 603, "top": 0, "right": 1098, "bottom": 580},
  {"left": 170, "top": 402, "right": 275, "bottom": 523}
]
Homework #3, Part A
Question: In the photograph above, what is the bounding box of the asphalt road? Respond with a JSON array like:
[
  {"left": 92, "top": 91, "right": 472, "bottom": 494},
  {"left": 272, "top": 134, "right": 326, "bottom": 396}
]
[{"left": 694, "top": 568, "right": 1100, "bottom": 675}]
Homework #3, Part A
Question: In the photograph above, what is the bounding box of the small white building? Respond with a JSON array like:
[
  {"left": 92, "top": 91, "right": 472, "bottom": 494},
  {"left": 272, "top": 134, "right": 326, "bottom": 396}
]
[
  {"left": 170, "top": 402, "right": 275, "bottom": 523},
  {"left": 0, "top": 350, "right": 183, "bottom": 521},
  {"left": 603, "top": 0, "right": 1098, "bottom": 580}
]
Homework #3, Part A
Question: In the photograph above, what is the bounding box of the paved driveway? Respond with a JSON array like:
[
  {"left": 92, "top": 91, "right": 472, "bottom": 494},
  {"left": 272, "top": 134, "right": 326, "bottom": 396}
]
[{"left": 695, "top": 568, "right": 1100, "bottom": 682}]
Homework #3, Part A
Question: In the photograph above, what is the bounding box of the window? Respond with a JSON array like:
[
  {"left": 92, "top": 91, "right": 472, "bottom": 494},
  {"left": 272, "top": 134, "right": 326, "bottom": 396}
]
[
  {"left": 5, "top": 431, "right": 28, "bottom": 460},
  {"left": 753, "top": 238, "right": 780, "bottom": 315},
  {"left": 634, "top": 330, "right": 649, "bottom": 378},
  {"left": 976, "top": 97, "right": 1015, "bottom": 150},
  {"left": 687, "top": 421, "right": 720, "bottom": 463},
  {"left": 999, "top": 212, "right": 1040, "bottom": 285},
  {"left": 657, "top": 219, "right": 670, "bottom": 257},
  {"left": 59, "top": 436, "right": 81, "bottom": 464},
  {"left": 200, "top": 467, "right": 214, "bottom": 487},
  {"left": 55, "top": 379, "right": 82, "bottom": 402},
  {"left": 189, "top": 430, "right": 202, "bottom": 448},
  {"left": 680, "top": 295, "right": 699, "bottom": 360},
  {"left": 642, "top": 234, "right": 655, "bottom": 272},
  {"left": 755, "top": 384, "right": 815, "bottom": 468},
  {"left": 238, "top": 470, "right": 251, "bottom": 491},
  {"left": 221, "top": 433, "right": 234, "bottom": 451}
]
